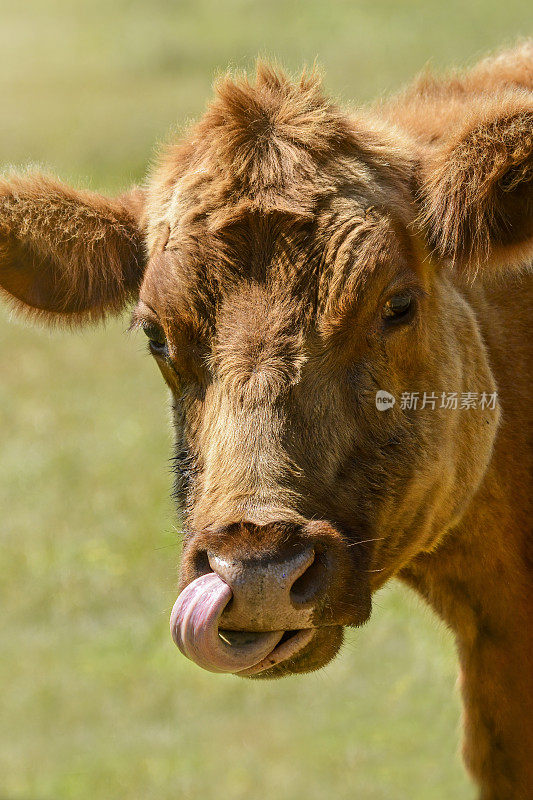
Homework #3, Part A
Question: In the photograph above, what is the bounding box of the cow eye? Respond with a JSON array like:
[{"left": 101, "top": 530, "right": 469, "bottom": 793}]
[
  {"left": 382, "top": 292, "right": 414, "bottom": 324},
  {"left": 142, "top": 321, "right": 168, "bottom": 356}
]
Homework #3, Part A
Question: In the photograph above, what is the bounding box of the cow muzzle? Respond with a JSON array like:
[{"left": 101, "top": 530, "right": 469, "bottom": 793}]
[{"left": 170, "top": 520, "right": 371, "bottom": 676}]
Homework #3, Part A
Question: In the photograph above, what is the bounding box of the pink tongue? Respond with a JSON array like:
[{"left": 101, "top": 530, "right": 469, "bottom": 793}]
[{"left": 170, "top": 573, "right": 283, "bottom": 673}]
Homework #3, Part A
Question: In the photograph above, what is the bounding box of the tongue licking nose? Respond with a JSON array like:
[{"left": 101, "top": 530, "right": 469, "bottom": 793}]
[
  {"left": 170, "top": 543, "right": 322, "bottom": 674},
  {"left": 170, "top": 573, "right": 284, "bottom": 673}
]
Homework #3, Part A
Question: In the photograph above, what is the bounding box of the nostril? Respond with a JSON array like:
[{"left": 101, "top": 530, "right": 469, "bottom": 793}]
[
  {"left": 193, "top": 549, "right": 211, "bottom": 578},
  {"left": 290, "top": 551, "right": 328, "bottom": 605}
]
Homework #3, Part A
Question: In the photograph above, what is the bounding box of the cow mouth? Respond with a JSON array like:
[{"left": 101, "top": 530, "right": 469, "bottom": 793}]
[{"left": 170, "top": 572, "right": 315, "bottom": 675}]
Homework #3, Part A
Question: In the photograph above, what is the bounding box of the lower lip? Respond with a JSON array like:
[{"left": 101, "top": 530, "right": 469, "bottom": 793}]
[{"left": 235, "top": 628, "right": 315, "bottom": 676}]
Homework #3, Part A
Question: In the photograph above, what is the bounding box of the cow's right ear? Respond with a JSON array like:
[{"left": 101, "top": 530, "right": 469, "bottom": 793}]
[
  {"left": 418, "top": 92, "right": 533, "bottom": 277},
  {"left": 0, "top": 172, "right": 146, "bottom": 325}
]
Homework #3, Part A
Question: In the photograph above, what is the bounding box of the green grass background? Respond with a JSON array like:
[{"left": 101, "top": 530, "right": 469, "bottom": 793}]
[{"left": 0, "top": 2, "right": 529, "bottom": 798}]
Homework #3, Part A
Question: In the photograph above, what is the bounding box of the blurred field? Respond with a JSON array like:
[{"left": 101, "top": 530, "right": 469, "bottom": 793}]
[{"left": 0, "top": 2, "right": 529, "bottom": 798}]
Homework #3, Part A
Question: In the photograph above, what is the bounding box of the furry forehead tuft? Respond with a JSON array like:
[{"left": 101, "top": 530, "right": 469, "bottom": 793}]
[{"left": 208, "top": 63, "right": 354, "bottom": 169}]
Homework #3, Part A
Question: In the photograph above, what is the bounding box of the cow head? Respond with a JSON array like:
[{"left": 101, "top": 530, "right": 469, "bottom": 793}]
[{"left": 1, "top": 63, "right": 531, "bottom": 677}]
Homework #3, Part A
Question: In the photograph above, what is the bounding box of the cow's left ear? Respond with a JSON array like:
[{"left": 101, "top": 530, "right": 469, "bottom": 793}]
[{"left": 419, "top": 93, "right": 533, "bottom": 276}]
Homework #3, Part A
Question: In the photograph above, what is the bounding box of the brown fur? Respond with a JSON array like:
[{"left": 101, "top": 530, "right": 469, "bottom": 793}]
[
  {"left": 0, "top": 173, "right": 145, "bottom": 324},
  {"left": 1, "top": 45, "right": 532, "bottom": 799}
]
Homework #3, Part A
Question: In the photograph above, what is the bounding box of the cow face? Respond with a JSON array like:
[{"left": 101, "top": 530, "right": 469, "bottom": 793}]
[{"left": 1, "top": 62, "right": 531, "bottom": 677}]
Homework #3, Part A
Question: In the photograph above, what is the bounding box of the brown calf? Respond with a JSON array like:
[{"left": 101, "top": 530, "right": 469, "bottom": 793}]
[{"left": 1, "top": 44, "right": 532, "bottom": 799}]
